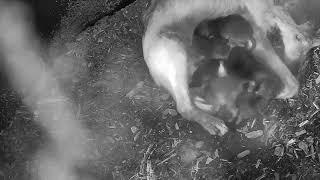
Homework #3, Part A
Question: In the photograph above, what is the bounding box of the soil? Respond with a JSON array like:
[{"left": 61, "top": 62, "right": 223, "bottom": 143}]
[{"left": 1, "top": 0, "right": 320, "bottom": 180}]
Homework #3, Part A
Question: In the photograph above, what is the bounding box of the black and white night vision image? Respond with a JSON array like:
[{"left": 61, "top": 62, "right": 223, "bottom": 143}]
[{"left": 1, "top": 0, "right": 320, "bottom": 179}]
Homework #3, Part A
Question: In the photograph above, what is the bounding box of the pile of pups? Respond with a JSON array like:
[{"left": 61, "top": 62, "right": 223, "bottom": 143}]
[
  {"left": 142, "top": 0, "right": 312, "bottom": 136},
  {"left": 190, "top": 15, "right": 280, "bottom": 124}
]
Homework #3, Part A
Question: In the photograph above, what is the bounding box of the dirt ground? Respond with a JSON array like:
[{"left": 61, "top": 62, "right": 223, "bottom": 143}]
[{"left": 1, "top": 0, "right": 320, "bottom": 179}]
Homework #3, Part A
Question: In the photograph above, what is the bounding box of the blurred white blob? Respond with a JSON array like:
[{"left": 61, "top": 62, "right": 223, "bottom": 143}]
[
  {"left": 0, "top": 1, "right": 89, "bottom": 180},
  {"left": 218, "top": 61, "right": 227, "bottom": 77}
]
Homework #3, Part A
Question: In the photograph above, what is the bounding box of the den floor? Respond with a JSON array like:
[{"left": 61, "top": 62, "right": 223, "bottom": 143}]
[{"left": 1, "top": 0, "right": 320, "bottom": 179}]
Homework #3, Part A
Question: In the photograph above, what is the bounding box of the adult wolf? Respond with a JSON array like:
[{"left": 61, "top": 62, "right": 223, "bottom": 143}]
[{"left": 142, "top": 0, "right": 311, "bottom": 136}]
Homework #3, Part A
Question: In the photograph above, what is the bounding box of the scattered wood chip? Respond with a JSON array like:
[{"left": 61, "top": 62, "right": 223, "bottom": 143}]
[
  {"left": 157, "top": 153, "right": 176, "bottom": 166},
  {"left": 163, "top": 108, "right": 178, "bottom": 118},
  {"left": 315, "top": 75, "right": 320, "bottom": 84},
  {"left": 191, "top": 156, "right": 204, "bottom": 174},
  {"left": 180, "top": 146, "right": 200, "bottom": 164},
  {"left": 310, "top": 145, "right": 316, "bottom": 159},
  {"left": 175, "top": 123, "right": 179, "bottom": 130},
  {"left": 295, "top": 130, "right": 307, "bottom": 137},
  {"left": 298, "top": 141, "right": 309, "bottom": 154},
  {"left": 108, "top": 124, "right": 117, "bottom": 129},
  {"left": 306, "top": 136, "right": 314, "bottom": 144},
  {"left": 172, "top": 138, "right": 182, "bottom": 147},
  {"left": 97, "top": 37, "right": 103, "bottom": 43},
  {"left": 114, "top": 134, "right": 122, "bottom": 141},
  {"left": 274, "top": 146, "right": 284, "bottom": 157},
  {"left": 286, "top": 139, "right": 296, "bottom": 146},
  {"left": 134, "top": 131, "right": 141, "bottom": 142},
  {"left": 126, "top": 81, "right": 144, "bottom": 98},
  {"left": 288, "top": 99, "right": 296, "bottom": 107},
  {"left": 195, "top": 141, "right": 204, "bottom": 149},
  {"left": 200, "top": 150, "right": 211, "bottom": 157},
  {"left": 205, "top": 157, "right": 214, "bottom": 164},
  {"left": 131, "top": 126, "right": 138, "bottom": 134},
  {"left": 146, "top": 160, "right": 156, "bottom": 180},
  {"left": 264, "top": 121, "right": 278, "bottom": 143},
  {"left": 251, "top": 119, "right": 256, "bottom": 128},
  {"left": 286, "top": 153, "right": 293, "bottom": 158},
  {"left": 237, "top": 150, "right": 250, "bottom": 158},
  {"left": 166, "top": 123, "right": 173, "bottom": 135},
  {"left": 245, "top": 130, "right": 263, "bottom": 139},
  {"left": 255, "top": 159, "right": 261, "bottom": 168},
  {"left": 313, "top": 101, "right": 320, "bottom": 109},
  {"left": 160, "top": 93, "right": 170, "bottom": 101},
  {"left": 214, "top": 149, "right": 220, "bottom": 159},
  {"left": 310, "top": 109, "right": 320, "bottom": 119},
  {"left": 133, "top": 94, "right": 150, "bottom": 100},
  {"left": 256, "top": 173, "right": 266, "bottom": 180},
  {"left": 140, "top": 144, "right": 154, "bottom": 176},
  {"left": 298, "top": 120, "right": 309, "bottom": 127},
  {"left": 237, "top": 124, "right": 249, "bottom": 134}
]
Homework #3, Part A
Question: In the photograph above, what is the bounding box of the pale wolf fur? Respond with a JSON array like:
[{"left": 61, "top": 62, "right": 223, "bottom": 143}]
[{"left": 142, "top": 0, "right": 311, "bottom": 135}]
